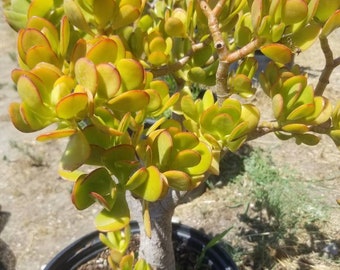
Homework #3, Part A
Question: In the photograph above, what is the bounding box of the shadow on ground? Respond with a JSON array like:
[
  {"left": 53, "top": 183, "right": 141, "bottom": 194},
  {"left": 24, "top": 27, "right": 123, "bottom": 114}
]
[{"left": 0, "top": 207, "right": 16, "bottom": 270}]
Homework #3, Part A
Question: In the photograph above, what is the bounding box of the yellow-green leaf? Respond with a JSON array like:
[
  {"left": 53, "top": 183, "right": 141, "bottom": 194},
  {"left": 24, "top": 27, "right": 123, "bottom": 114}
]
[
  {"left": 75, "top": 57, "right": 98, "bottom": 94},
  {"left": 132, "top": 166, "right": 164, "bottom": 202},
  {"left": 282, "top": 0, "right": 308, "bottom": 25},
  {"left": 108, "top": 90, "right": 149, "bottom": 112},
  {"left": 60, "top": 131, "right": 91, "bottom": 171},
  {"left": 163, "top": 170, "right": 192, "bottom": 191},
  {"left": 56, "top": 92, "right": 89, "bottom": 119},
  {"left": 36, "top": 129, "right": 77, "bottom": 141},
  {"left": 116, "top": 58, "right": 145, "bottom": 90},
  {"left": 95, "top": 190, "right": 130, "bottom": 232},
  {"left": 260, "top": 43, "right": 293, "bottom": 64},
  {"left": 96, "top": 63, "right": 121, "bottom": 99}
]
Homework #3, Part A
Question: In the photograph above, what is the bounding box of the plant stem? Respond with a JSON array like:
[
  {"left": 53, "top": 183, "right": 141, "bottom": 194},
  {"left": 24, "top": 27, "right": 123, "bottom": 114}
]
[
  {"left": 128, "top": 190, "right": 183, "bottom": 269},
  {"left": 315, "top": 36, "right": 340, "bottom": 96}
]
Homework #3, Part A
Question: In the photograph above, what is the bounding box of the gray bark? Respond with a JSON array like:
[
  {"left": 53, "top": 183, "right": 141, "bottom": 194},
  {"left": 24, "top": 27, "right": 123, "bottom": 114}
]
[{"left": 128, "top": 190, "right": 183, "bottom": 270}]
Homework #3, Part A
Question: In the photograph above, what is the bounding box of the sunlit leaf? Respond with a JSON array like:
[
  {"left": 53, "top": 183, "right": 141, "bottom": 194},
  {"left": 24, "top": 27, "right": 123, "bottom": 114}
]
[
  {"left": 260, "top": 43, "right": 293, "bottom": 64},
  {"left": 96, "top": 63, "right": 121, "bottom": 99},
  {"left": 56, "top": 92, "right": 88, "bottom": 119},
  {"left": 75, "top": 57, "right": 98, "bottom": 94},
  {"left": 36, "top": 128, "right": 77, "bottom": 141},
  {"left": 26, "top": 45, "right": 60, "bottom": 69},
  {"left": 282, "top": 0, "right": 308, "bottom": 25},
  {"left": 60, "top": 16, "right": 70, "bottom": 57},
  {"left": 163, "top": 170, "right": 192, "bottom": 190},
  {"left": 320, "top": 10, "right": 340, "bottom": 37},
  {"left": 9, "top": 102, "right": 36, "bottom": 132},
  {"left": 27, "top": 0, "right": 53, "bottom": 18},
  {"left": 116, "top": 59, "right": 145, "bottom": 90},
  {"left": 108, "top": 90, "right": 149, "bottom": 112},
  {"left": 87, "top": 38, "right": 119, "bottom": 65}
]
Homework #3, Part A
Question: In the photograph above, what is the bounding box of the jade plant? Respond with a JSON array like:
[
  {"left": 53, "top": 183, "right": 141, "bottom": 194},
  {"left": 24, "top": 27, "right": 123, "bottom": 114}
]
[{"left": 3, "top": 0, "right": 340, "bottom": 269}]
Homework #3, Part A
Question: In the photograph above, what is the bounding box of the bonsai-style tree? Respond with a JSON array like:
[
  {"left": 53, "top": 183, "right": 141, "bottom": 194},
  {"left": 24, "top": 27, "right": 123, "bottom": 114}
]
[{"left": 3, "top": 0, "right": 340, "bottom": 269}]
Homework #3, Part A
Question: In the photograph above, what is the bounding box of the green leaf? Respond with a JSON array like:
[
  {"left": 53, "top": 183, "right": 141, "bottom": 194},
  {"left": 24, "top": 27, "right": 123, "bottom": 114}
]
[
  {"left": 173, "top": 132, "right": 199, "bottom": 150},
  {"left": 305, "top": 96, "right": 332, "bottom": 125},
  {"left": 165, "top": 17, "right": 186, "bottom": 37},
  {"left": 132, "top": 166, "right": 164, "bottom": 202},
  {"left": 282, "top": 0, "right": 308, "bottom": 25},
  {"left": 272, "top": 93, "right": 284, "bottom": 119},
  {"left": 36, "top": 129, "right": 77, "bottom": 141},
  {"left": 27, "top": 0, "right": 54, "bottom": 19},
  {"left": 72, "top": 167, "right": 114, "bottom": 210},
  {"left": 60, "top": 131, "right": 91, "bottom": 171},
  {"left": 163, "top": 170, "right": 192, "bottom": 190},
  {"left": 330, "top": 130, "right": 340, "bottom": 147},
  {"left": 196, "top": 227, "right": 233, "bottom": 269},
  {"left": 286, "top": 103, "right": 315, "bottom": 121},
  {"left": 26, "top": 16, "right": 59, "bottom": 51},
  {"left": 26, "top": 45, "right": 60, "bottom": 69},
  {"left": 151, "top": 130, "right": 173, "bottom": 169},
  {"left": 9, "top": 102, "right": 37, "bottom": 132},
  {"left": 108, "top": 90, "right": 149, "bottom": 112},
  {"left": 185, "top": 142, "right": 212, "bottom": 175},
  {"left": 111, "top": 4, "right": 140, "bottom": 30},
  {"left": 116, "top": 59, "right": 145, "bottom": 90},
  {"left": 56, "top": 92, "right": 89, "bottom": 119},
  {"left": 260, "top": 43, "right": 293, "bottom": 64},
  {"left": 126, "top": 168, "right": 148, "bottom": 190},
  {"left": 102, "top": 145, "right": 138, "bottom": 181},
  {"left": 75, "top": 57, "right": 98, "bottom": 95},
  {"left": 96, "top": 63, "right": 121, "bottom": 99},
  {"left": 290, "top": 22, "right": 321, "bottom": 51},
  {"left": 60, "top": 16, "right": 70, "bottom": 57},
  {"left": 251, "top": 0, "right": 263, "bottom": 32},
  {"left": 17, "top": 75, "right": 43, "bottom": 109},
  {"left": 95, "top": 190, "right": 130, "bottom": 232},
  {"left": 320, "top": 10, "right": 340, "bottom": 37},
  {"left": 282, "top": 123, "right": 309, "bottom": 134},
  {"left": 171, "top": 149, "right": 201, "bottom": 170},
  {"left": 63, "top": 0, "right": 94, "bottom": 35},
  {"left": 93, "top": 0, "right": 115, "bottom": 29},
  {"left": 148, "top": 51, "right": 168, "bottom": 66},
  {"left": 181, "top": 95, "right": 199, "bottom": 122},
  {"left": 87, "top": 38, "right": 119, "bottom": 65},
  {"left": 240, "top": 104, "right": 260, "bottom": 131}
]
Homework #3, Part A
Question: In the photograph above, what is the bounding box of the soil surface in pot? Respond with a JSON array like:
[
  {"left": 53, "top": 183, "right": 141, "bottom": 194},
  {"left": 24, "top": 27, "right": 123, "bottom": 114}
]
[{"left": 76, "top": 234, "right": 214, "bottom": 270}]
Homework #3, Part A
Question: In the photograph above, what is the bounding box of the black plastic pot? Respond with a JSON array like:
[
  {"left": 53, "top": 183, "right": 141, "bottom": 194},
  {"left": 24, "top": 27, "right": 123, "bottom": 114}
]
[{"left": 44, "top": 222, "right": 238, "bottom": 270}]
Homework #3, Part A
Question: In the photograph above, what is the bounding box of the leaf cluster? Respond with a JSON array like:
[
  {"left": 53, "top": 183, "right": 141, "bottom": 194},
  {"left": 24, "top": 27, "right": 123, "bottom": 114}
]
[{"left": 3, "top": 0, "right": 340, "bottom": 268}]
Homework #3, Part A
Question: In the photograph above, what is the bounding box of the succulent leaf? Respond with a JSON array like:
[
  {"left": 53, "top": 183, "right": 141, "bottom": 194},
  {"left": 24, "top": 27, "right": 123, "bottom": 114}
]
[
  {"left": 60, "top": 131, "right": 91, "bottom": 171},
  {"left": 108, "top": 90, "right": 149, "bottom": 112},
  {"left": 320, "top": 10, "right": 340, "bottom": 37},
  {"left": 116, "top": 59, "right": 145, "bottom": 90},
  {"left": 95, "top": 189, "right": 130, "bottom": 232},
  {"left": 131, "top": 166, "right": 165, "bottom": 202},
  {"left": 282, "top": 0, "right": 308, "bottom": 25},
  {"left": 163, "top": 170, "right": 192, "bottom": 191},
  {"left": 72, "top": 167, "right": 114, "bottom": 210},
  {"left": 75, "top": 57, "right": 98, "bottom": 94},
  {"left": 260, "top": 43, "right": 293, "bottom": 64},
  {"left": 56, "top": 92, "right": 89, "bottom": 119}
]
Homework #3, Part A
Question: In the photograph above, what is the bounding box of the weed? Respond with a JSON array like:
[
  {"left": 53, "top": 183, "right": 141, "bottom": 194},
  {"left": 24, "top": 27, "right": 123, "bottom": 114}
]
[
  {"left": 9, "top": 140, "right": 46, "bottom": 167},
  {"left": 242, "top": 148, "right": 327, "bottom": 235}
]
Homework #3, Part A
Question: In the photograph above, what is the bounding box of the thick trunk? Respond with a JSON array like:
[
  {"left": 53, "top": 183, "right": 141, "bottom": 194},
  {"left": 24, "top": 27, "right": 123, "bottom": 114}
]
[
  {"left": 137, "top": 207, "right": 175, "bottom": 270},
  {"left": 128, "top": 191, "right": 180, "bottom": 270}
]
